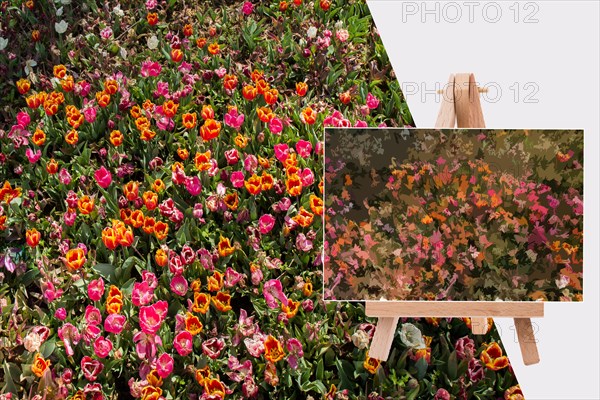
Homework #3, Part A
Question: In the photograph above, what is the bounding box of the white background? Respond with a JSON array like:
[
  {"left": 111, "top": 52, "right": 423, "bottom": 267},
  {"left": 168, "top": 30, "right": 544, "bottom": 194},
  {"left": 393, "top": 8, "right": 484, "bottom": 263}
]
[{"left": 367, "top": 1, "right": 600, "bottom": 398}]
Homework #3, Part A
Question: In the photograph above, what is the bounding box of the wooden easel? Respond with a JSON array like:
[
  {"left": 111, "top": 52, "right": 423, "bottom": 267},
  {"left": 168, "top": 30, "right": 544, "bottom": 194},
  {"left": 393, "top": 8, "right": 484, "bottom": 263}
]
[{"left": 365, "top": 73, "right": 543, "bottom": 366}]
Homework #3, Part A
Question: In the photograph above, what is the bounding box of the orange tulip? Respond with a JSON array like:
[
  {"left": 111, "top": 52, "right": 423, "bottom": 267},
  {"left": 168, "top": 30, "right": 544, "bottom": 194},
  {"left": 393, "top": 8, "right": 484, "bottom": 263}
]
[
  {"left": 65, "top": 248, "right": 86, "bottom": 271},
  {"left": 146, "top": 369, "right": 163, "bottom": 388},
  {"left": 339, "top": 91, "right": 351, "bottom": 104},
  {"left": 296, "top": 82, "right": 308, "bottom": 96},
  {"left": 53, "top": 64, "right": 67, "bottom": 79},
  {"left": 234, "top": 133, "right": 249, "bottom": 148},
  {"left": 263, "top": 88, "right": 279, "bottom": 105},
  {"left": 244, "top": 174, "right": 262, "bottom": 195},
  {"left": 96, "top": 91, "right": 111, "bottom": 108},
  {"left": 480, "top": 342, "right": 509, "bottom": 371},
  {"left": 143, "top": 216, "right": 155, "bottom": 234},
  {"left": 142, "top": 191, "right": 158, "bottom": 211},
  {"left": 217, "top": 236, "right": 235, "bottom": 258},
  {"left": 130, "top": 210, "right": 145, "bottom": 228},
  {"left": 196, "top": 37, "right": 207, "bottom": 48},
  {"left": 123, "top": 181, "right": 139, "bottom": 201},
  {"left": 61, "top": 75, "right": 74, "bottom": 92},
  {"left": 46, "top": 158, "right": 59, "bottom": 174},
  {"left": 363, "top": 352, "right": 380, "bottom": 374},
  {"left": 211, "top": 291, "right": 232, "bottom": 312},
  {"left": 264, "top": 335, "right": 285, "bottom": 362},
  {"left": 223, "top": 74, "right": 238, "bottom": 91},
  {"left": 110, "top": 130, "right": 123, "bottom": 146},
  {"left": 140, "top": 129, "right": 157, "bottom": 142},
  {"left": 154, "top": 221, "right": 169, "bottom": 241},
  {"left": 162, "top": 100, "right": 178, "bottom": 118},
  {"left": 256, "top": 79, "right": 269, "bottom": 95},
  {"left": 106, "top": 285, "right": 123, "bottom": 314},
  {"left": 182, "top": 112, "right": 197, "bottom": 129},
  {"left": 309, "top": 194, "right": 323, "bottom": 216},
  {"left": 192, "top": 292, "right": 211, "bottom": 314},
  {"left": 152, "top": 179, "right": 166, "bottom": 193},
  {"left": 207, "top": 43, "right": 220, "bottom": 55},
  {"left": 31, "top": 353, "right": 51, "bottom": 378},
  {"left": 155, "top": 249, "right": 168, "bottom": 267},
  {"left": 171, "top": 48, "right": 183, "bottom": 63},
  {"left": 301, "top": 107, "right": 317, "bottom": 125},
  {"left": 201, "top": 105, "right": 215, "bottom": 120},
  {"left": 26, "top": 228, "right": 41, "bottom": 247},
  {"left": 223, "top": 192, "right": 239, "bottom": 210},
  {"left": 26, "top": 94, "right": 41, "bottom": 108},
  {"left": 281, "top": 298, "right": 300, "bottom": 319},
  {"left": 16, "top": 78, "right": 31, "bottom": 95},
  {"left": 147, "top": 12, "right": 158, "bottom": 26},
  {"left": 31, "top": 129, "right": 46, "bottom": 146},
  {"left": 104, "top": 79, "right": 119, "bottom": 95},
  {"left": 303, "top": 281, "right": 313, "bottom": 297},
  {"left": 77, "top": 195, "right": 94, "bottom": 215},
  {"left": 286, "top": 174, "right": 302, "bottom": 196},
  {"left": 195, "top": 366, "right": 211, "bottom": 385},
  {"left": 130, "top": 105, "right": 142, "bottom": 119},
  {"left": 504, "top": 385, "right": 524, "bottom": 400},
  {"left": 242, "top": 85, "right": 257, "bottom": 101},
  {"left": 256, "top": 106, "right": 274, "bottom": 123},
  {"left": 194, "top": 150, "right": 212, "bottom": 171},
  {"left": 292, "top": 207, "right": 314, "bottom": 228},
  {"left": 207, "top": 271, "right": 224, "bottom": 292},
  {"left": 200, "top": 119, "right": 221, "bottom": 141},
  {"left": 102, "top": 227, "right": 119, "bottom": 250},
  {"left": 185, "top": 312, "right": 203, "bottom": 335},
  {"left": 65, "top": 129, "right": 79, "bottom": 145},
  {"left": 204, "top": 378, "right": 226, "bottom": 398}
]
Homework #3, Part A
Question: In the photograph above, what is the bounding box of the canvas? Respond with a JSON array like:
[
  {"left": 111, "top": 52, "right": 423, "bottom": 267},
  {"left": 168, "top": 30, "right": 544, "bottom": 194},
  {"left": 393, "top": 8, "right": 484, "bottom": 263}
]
[{"left": 324, "top": 128, "right": 583, "bottom": 301}]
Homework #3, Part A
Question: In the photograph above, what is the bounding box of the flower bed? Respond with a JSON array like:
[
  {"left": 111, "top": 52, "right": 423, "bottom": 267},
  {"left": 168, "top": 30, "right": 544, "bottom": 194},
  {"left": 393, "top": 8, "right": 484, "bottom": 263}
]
[{"left": 1, "top": 1, "right": 520, "bottom": 399}]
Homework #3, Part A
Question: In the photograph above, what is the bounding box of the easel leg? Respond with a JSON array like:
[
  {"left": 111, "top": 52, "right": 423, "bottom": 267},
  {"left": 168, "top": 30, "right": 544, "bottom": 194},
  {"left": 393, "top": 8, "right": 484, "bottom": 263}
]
[
  {"left": 369, "top": 317, "right": 399, "bottom": 361},
  {"left": 514, "top": 318, "right": 540, "bottom": 365},
  {"left": 470, "top": 317, "right": 489, "bottom": 334}
]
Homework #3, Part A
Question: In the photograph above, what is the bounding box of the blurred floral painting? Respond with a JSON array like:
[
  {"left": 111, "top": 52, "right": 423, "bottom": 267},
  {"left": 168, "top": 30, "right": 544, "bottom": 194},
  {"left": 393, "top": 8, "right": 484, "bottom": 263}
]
[
  {"left": 325, "top": 128, "right": 583, "bottom": 301},
  {"left": 2, "top": 0, "right": 523, "bottom": 399}
]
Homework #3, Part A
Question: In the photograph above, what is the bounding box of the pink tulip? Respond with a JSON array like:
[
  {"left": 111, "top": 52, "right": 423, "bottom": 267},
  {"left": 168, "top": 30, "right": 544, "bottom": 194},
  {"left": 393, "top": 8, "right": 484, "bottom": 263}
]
[
  {"left": 268, "top": 117, "right": 283, "bottom": 135},
  {"left": 295, "top": 140, "right": 312, "bottom": 158},
  {"left": 85, "top": 305, "right": 102, "bottom": 326},
  {"left": 16, "top": 111, "right": 30, "bottom": 127},
  {"left": 81, "top": 356, "right": 104, "bottom": 381},
  {"left": 185, "top": 176, "right": 202, "bottom": 196},
  {"left": 170, "top": 275, "right": 188, "bottom": 296},
  {"left": 224, "top": 107, "right": 245, "bottom": 130},
  {"left": 263, "top": 279, "right": 288, "bottom": 309},
  {"left": 104, "top": 314, "right": 126, "bottom": 334},
  {"left": 258, "top": 214, "right": 276, "bottom": 234},
  {"left": 139, "top": 303, "right": 164, "bottom": 334},
  {"left": 225, "top": 148, "right": 239, "bottom": 165},
  {"left": 55, "top": 308, "right": 67, "bottom": 321},
  {"left": 25, "top": 148, "right": 41, "bottom": 163},
  {"left": 131, "top": 281, "right": 154, "bottom": 307},
  {"left": 93, "top": 336, "right": 113, "bottom": 358},
  {"left": 300, "top": 168, "right": 314, "bottom": 186},
  {"left": 230, "top": 171, "right": 245, "bottom": 188},
  {"left": 274, "top": 143, "right": 289, "bottom": 163},
  {"left": 94, "top": 166, "right": 112, "bottom": 189},
  {"left": 156, "top": 353, "right": 173, "bottom": 378},
  {"left": 87, "top": 278, "right": 105, "bottom": 301},
  {"left": 58, "top": 323, "right": 81, "bottom": 357},
  {"left": 366, "top": 92, "right": 380, "bottom": 109},
  {"left": 202, "top": 337, "right": 225, "bottom": 359},
  {"left": 140, "top": 60, "right": 162, "bottom": 77},
  {"left": 174, "top": 331, "right": 194, "bottom": 356},
  {"left": 242, "top": 1, "right": 254, "bottom": 15},
  {"left": 83, "top": 106, "right": 97, "bottom": 123}
]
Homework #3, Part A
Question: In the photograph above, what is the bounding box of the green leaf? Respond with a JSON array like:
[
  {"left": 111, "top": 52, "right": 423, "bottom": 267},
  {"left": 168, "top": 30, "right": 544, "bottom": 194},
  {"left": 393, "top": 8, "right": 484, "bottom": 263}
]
[
  {"left": 93, "top": 263, "right": 115, "bottom": 281},
  {"left": 415, "top": 357, "right": 428, "bottom": 380},
  {"left": 447, "top": 350, "right": 458, "bottom": 380}
]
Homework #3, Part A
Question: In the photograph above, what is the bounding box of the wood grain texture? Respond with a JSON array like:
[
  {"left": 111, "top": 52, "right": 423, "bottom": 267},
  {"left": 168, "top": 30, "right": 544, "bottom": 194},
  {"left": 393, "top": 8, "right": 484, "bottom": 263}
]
[
  {"left": 454, "top": 73, "right": 486, "bottom": 128},
  {"left": 368, "top": 317, "right": 399, "bottom": 361},
  {"left": 514, "top": 318, "right": 541, "bottom": 365},
  {"left": 434, "top": 74, "right": 456, "bottom": 128},
  {"left": 364, "top": 301, "right": 544, "bottom": 318}
]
